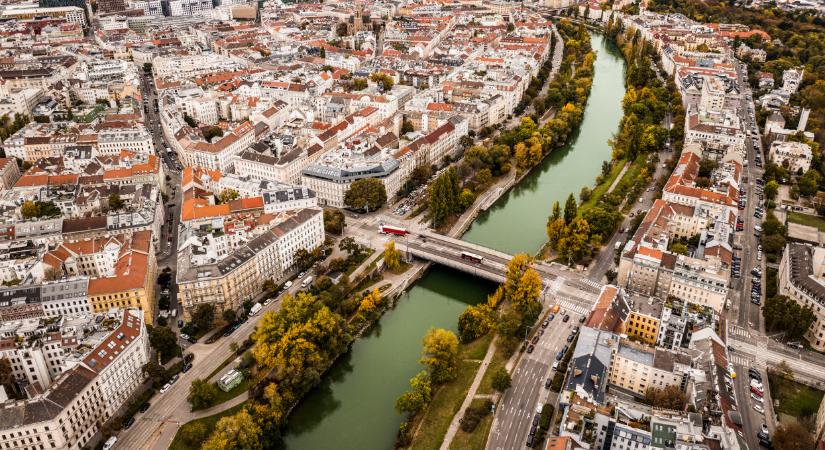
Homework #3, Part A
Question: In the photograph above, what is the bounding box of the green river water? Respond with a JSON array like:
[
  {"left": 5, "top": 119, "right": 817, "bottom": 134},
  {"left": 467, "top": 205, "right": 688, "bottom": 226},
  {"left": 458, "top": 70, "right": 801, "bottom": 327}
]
[{"left": 280, "top": 32, "right": 626, "bottom": 450}]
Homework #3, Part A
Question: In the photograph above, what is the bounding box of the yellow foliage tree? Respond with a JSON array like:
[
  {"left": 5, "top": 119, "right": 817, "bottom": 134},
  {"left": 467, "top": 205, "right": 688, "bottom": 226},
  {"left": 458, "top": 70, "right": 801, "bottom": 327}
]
[
  {"left": 384, "top": 240, "right": 402, "bottom": 271},
  {"left": 202, "top": 409, "right": 262, "bottom": 450}
]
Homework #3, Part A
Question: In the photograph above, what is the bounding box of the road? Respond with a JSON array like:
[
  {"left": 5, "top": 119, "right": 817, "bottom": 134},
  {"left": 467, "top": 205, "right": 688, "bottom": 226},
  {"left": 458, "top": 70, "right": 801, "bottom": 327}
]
[
  {"left": 115, "top": 280, "right": 307, "bottom": 450},
  {"left": 727, "top": 60, "right": 772, "bottom": 450},
  {"left": 487, "top": 307, "right": 586, "bottom": 450}
]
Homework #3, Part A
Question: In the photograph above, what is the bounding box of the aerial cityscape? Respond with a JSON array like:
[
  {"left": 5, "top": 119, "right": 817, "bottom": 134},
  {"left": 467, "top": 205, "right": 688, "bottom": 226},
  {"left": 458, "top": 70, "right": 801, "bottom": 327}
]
[{"left": 0, "top": 0, "right": 824, "bottom": 449}]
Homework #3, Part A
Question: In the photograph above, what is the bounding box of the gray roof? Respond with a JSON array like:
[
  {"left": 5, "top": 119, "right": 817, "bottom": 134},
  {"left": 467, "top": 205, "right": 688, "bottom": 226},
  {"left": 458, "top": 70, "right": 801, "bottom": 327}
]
[{"left": 565, "top": 327, "right": 618, "bottom": 404}]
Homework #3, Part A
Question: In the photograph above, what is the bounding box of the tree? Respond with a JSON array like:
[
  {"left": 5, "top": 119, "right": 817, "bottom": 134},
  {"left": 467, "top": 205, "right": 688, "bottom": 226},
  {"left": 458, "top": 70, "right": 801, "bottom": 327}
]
[
  {"left": 773, "top": 422, "right": 814, "bottom": 450},
  {"left": 222, "top": 309, "right": 237, "bottom": 324},
  {"left": 294, "top": 248, "right": 314, "bottom": 271},
  {"left": 108, "top": 193, "right": 125, "bottom": 211},
  {"left": 192, "top": 304, "right": 215, "bottom": 332},
  {"left": 420, "top": 328, "right": 459, "bottom": 384},
  {"left": 457, "top": 303, "right": 494, "bottom": 342},
  {"left": 149, "top": 326, "right": 179, "bottom": 361},
  {"left": 0, "top": 358, "right": 12, "bottom": 388},
  {"left": 370, "top": 72, "right": 395, "bottom": 90},
  {"left": 428, "top": 167, "right": 461, "bottom": 227},
  {"left": 504, "top": 254, "right": 532, "bottom": 301},
  {"left": 563, "top": 193, "right": 578, "bottom": 224},
  {"left": 350, "top": 77, "right": 368, "bottom": 91},
  {"left": 203, "top": 126, "right": 224, "bottom": 141},
  {"left": 763, "top": 295, "right": 814, "bottom": 340},
  {"left": 799, "top": 169, "right": 821, "bottom": 196},
  {"left": 177, "top": 421, "right": 210, "bottom": 449},
  {"left": 383, "top": 241, "right": 402, "bottom": 271},
  {"left": 558, "top": 217, "right": 591, "bottom": 265},
  {"left": 356, "top": 288, "right": 383, "bottom": 320},
  {"left": 401, "top": 119, "right": 414, "bottom": 134},
  {"left": 188, "top": 378, "right": 220, "bottom": 410},
  {"left": 670, "top": 242, "right": 688, "bottom": 255},
  {"left": 338, "top": 236, "right": 362, "bottom": 257},
  {"left": 458, "top": 189, "right": 475, "bottom": 211},
  {"left": 344, "top": 178, "right": 387, "bottom": 211},
  {"left": 20, "top": 200, "right": 39, "bottom": 219},
  {"left": 491, "top": 367, "right": 512, "bottom": 392},
  {"left": 395, "top": 371, "right": 431, "bottom": 415},
  {"left": 217, "top": 189, "right": 239, "bottom": 204},
  {"left": 511, "top": 268, "right": 542, "bottom": 320},
  {"left": 202, "top": 408, "right": 262, "bottom": 450},
  {"left": 323, "top": 209, "right": 345, "bottom": 235},
  {"left": 764, "top": 180, "right": 779, "bottom": 201},
  {"left": 642, "top": 385, "right": 686, "bottom": 410},
  {"left": 183, "top": 114, "right": 197, "bottom": 128}
]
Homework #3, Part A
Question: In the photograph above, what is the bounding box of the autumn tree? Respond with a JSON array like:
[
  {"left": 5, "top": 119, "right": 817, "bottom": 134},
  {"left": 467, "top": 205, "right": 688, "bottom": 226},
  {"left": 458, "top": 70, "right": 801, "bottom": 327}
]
[
  {"left": 344, "top": 178, "right": 387, "bottom": 211},
  {"left": 457, "top": 303, "right": 494, "bottom": 343},
  {"left": 420, "top": 328, "right": 459, "bottom": 384},
  {"left": 188, "top": 378, "right": 220, "bottom": 410},
  {"left": 20, "top": 200, "right": 40, "bottom": 219},
  {"left": 356, "top": 288, "right": 383, "bottom": 321},
  {"left": 108, "top": 193, "right": 124, "bottom": 210},
  {"left": 0, "top": 358, "right": 12, "bottom": 389},
  {"left": 217, "top": 189, "right": 239, "bottom": 204},
  {"left": 642, "top": 385, "right": 686, "bottom": 410},
  {"left": 395, "top": 371, "right": 431, "bottom": 415},
  {"left": 323, "top": 208, "right": 345, "bottom": 235},
  {"left": 383, "top": 240, "right": 402, "bottom": 271},
  {"left": 370, "top": 72, "right": 394, "bottom": 90},
  {"left": 773, "top": 422, "right": 814, "bottom": 450},
  {"left": 202, "top": 408, "right": 262, "bottom": 450}
]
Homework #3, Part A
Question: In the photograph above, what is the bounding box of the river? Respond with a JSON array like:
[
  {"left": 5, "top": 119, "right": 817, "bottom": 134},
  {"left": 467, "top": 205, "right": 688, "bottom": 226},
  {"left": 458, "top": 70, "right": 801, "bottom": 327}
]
[{"left": 279, "top": 32, "right": 626, "bottom": 450}]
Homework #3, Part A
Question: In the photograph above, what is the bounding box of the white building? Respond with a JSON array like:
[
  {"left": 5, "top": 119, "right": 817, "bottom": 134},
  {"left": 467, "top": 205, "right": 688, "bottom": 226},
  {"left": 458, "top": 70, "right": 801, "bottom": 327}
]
[
  {"left": 96, "top": 128, "right": 154, "bottom": 157},
  {"left": 768, "top": 140, "right": 812, "bottom": 174},
  {"left": 0, "top": 309, "right": 149, "bottom": 450}
]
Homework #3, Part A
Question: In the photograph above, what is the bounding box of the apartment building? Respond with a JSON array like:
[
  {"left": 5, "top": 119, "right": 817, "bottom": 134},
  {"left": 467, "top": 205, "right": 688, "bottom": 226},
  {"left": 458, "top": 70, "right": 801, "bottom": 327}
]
[
  {"left": 42, "top": 231, "right": 158, "bottom": 324},
  {"left": 0, "top": 277, "right": 91, "bottom": 324},
  {"left": 177, "top": 208, "right": 323, "bottom": 319},
  {"left": 178, "top": 123, "right": 255, "bottom": 172},
  {"left": 0, "top": 309, "right": 149, "bottom": 450},
  {"left": 778, "top": 243, "right": 825, "bottom": 351},
  {"left": 96, "top": 128, "right": 154, "bottom": 157},
  {"left": 608, "top": 338, "right": 691, "bottom": 397},
  {"left": 0, "top": 159, "right": 22, "bottom": 190}
]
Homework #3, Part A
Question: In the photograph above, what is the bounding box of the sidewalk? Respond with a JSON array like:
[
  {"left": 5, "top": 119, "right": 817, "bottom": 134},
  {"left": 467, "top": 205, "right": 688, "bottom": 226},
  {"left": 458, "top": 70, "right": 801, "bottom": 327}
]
[{"left": 440, "top": 337, "right": 499, "bottom": 450}]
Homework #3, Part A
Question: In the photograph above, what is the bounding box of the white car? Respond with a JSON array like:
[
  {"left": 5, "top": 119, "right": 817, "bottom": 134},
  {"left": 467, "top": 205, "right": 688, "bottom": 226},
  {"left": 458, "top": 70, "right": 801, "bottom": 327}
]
[
  {"left": 761, "top": 423, "right": 769, "bottom": 434},
  {"left": 535, "top": 403, "right": 544, "bottom": 414},
  {"left": 160, "top": 383, "right": 171, "bottom": 394},
  {"left": 180, "top": 333, "right": 190, "bottom": 341},
  {"left": 753, "top": 404, "right": 764, "bottom": 414},
  {"left": 751, "top": 393, "right": 764, "bottom": 403}
]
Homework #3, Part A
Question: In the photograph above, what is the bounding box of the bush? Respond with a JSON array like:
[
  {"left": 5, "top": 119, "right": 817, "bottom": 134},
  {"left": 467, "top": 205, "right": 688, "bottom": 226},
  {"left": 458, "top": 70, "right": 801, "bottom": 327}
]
[{"left": 459, "top": 400, "right": 493, "bottom": 433}]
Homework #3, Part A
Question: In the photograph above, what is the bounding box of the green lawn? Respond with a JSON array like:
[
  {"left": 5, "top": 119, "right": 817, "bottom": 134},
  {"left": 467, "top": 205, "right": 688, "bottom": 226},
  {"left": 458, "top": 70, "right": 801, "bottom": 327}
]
[
  {"left": 191, "top": 377, "right": 251, "bottom": 411},
  {"left": 579, "top": 159, "right": 627, "bottom": 213},
  {"left": 204, "top": 353, "right": 240, "bottom": 382},
  {"left": 477, "top": 342, "right": 510, "bottom": 395},
  {"left": 411, "top": 360, "right": 481, "bottom": 450},
  {"left": 768, "top": 373, "right": 824, "bottom": 419},
  {"left": 449, "top": 399, "right": 494, "bottom": 450},
  {"left": 461, "top": 333, "right": 494, "bottom": 361},
  {"left": 788, "top": 212, "right": 825, "bottom": 232},
  {"left": 169, "top": 403, "right": 247, "bottom": 450}
]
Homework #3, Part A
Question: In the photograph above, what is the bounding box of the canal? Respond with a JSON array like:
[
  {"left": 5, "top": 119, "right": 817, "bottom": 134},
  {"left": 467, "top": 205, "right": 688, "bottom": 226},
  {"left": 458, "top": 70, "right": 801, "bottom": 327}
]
[{"left": 280, "top": 32, "right": 626, "bottom": 450}]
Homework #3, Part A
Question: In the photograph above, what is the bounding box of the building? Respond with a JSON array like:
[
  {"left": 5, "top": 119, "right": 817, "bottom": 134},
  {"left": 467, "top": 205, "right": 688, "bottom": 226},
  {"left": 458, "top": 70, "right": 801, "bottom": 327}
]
[
  {"left": 608, "top": 338, "right": 692, "bottom": 398},
  {"left": 177, "top": 208, "right": 323, "bottom": 319},
  {"left": 0, "top": 5, "right": 86, "bottom": 25},
  {"left": 624, "top": 296, "right": 663, "bottom": 345},
  {"left": 0, "top": 309, "right": 149, "bottom": 450},
  {"left": 768, "top": 140, "right": 812, "bottom": 174},
  {"left": 0, "top": 159, "right": 22, "bottom": 190},
  {"left": 778, "top": 243, "right": 825, "bottom": 351}
]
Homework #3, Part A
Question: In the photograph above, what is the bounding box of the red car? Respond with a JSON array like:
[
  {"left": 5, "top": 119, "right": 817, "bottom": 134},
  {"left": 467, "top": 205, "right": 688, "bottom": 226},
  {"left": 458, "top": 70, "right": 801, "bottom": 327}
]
[{"left": 751, "top": 386, "right": 764, "bottom": 397}]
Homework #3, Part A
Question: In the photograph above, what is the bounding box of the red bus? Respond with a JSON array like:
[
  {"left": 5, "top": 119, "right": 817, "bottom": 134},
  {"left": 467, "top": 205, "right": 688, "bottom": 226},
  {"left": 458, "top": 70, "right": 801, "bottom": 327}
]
[
  {"left": 461, "top": 251, "right": 484, "bottom": 264},
  {"left": 380, "top": 225, "right": 408, "bottom": 236}
]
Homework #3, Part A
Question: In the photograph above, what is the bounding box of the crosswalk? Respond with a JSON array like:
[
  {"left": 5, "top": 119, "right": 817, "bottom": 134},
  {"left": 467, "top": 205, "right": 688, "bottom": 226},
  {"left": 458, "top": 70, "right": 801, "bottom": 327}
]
[
  {"left": 729, "top": 353, "right": 754, "bottom": 366},
  {"left": 581, "top": 278, "right": 603, "bottom": 291},
  {"left": 729, "top": 326, "right": 751, "bottom": 340},
  {"left": 557, "top": 298, "right": 591, "bottom": 316}
]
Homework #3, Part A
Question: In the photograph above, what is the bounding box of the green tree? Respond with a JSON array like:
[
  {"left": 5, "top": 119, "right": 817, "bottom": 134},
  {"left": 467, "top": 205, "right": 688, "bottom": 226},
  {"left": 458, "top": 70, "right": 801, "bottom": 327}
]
[
  {"left": 0, "top": 358, "right": 12, "bottom": 388},
  {"left": 222, "top": 309, "right": 237, "bottom": 324},
  {"left": 202, "top": 408, "right": 262, "bottom": 450},
  {"left": 203, "top": 126, "right": 224, "bottom": 141},
  {"left": 149, "top": 326, "right": 179, "bottom": 361},
  {"left": 350, "top": 77, "right": 368, "bottom": 91},
  {"left": 108, "top": 193, "right": 125, "bottom": 210},
  {"left": 344, "top": 178, "right": 387, "bottom": 211},
  {"left": 563, "top": 193, "right": 578, "bottom": 224},
  {"left": 401, "top": 118, "right": 414, "bottom": 134},
  {"left": 192, "top": 304, "right": 215, "bottom": 332},
  {"left": 763, "top": 295, "right": 815, "bottom": 340},
  {"left": 799, "top": 169, "right": 821, "bottom": 196},
  {"left": 642, "top": 385, "right": 686, "bottom": 410},
  {"left": 428, "top": 167, "right": 461, "bottom": 227},
  {"left": 558, "top": 217, "right": 591, "bottom": 265},
  {"left": 420, "top": 328, "right": 459, "bottom": 384},
  {"left": 458, "top": 188, "right": 476, "bottom": 211},
  {"left": 670, "top": 242, "right": 688, "bottom": 255},
  {"left": 188, "top": 378, "right": 220, "bottom": 410},
  {"left": 764, "top": 180, "right": 779, "bottom": 200},
  {"left": 323, "top": 209, "right": 345, "bottom": 234},
  {"left": 491, "top": 367, "right": 512, "bottom": 392},
  {"left": 183, "top": 114, "right": 197, "bottom": 128}
]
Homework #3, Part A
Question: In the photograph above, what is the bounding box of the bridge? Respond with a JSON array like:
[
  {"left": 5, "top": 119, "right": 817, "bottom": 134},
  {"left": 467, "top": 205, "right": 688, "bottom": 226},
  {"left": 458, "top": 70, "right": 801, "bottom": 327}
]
[{"left": 393, "top": 230, "right": 604, "bottom": 314}]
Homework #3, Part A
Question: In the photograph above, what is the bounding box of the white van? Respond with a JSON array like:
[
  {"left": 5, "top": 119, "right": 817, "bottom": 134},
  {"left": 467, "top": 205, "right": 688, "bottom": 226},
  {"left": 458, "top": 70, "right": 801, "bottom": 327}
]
[{"left": 103, "top": 436, "right": 118, "bottom": 450}]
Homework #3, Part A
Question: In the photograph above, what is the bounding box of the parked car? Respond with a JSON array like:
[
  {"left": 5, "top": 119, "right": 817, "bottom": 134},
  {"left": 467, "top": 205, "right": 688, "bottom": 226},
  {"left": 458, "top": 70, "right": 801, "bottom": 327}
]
[
  {"left": 122, "top": 417, "right": 135, "bottom": 429},
  {"left": 542, "top": 320, "right": 549, "bottom": 328},
  {"left": 527, "top": 344, "right": 535, "bottom": 353},
  {"left": 160, "top": 383, "right": 171, "bottom": 394},
  {"left": 562, "top": 315, "right": 570, "bottom": 323},
  {"left": 753, "top": 404, "right": 764, "bottom": 414},
  {"left": 544, "top": 378, "right": 552, "bottom": 389},
  {"left": 751, "top": 393, "right": 764, "bottom": 403},
  {"left": 139, "top": 402, "right": 151, "bottom": 413}
]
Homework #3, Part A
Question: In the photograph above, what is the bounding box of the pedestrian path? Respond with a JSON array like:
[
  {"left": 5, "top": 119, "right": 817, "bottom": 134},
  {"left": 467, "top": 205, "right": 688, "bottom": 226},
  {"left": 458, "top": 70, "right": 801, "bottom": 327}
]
[
  {"left": 729, "top": 353, "right": 753, "bottom": 366},
  {"left": 580, "top": 278, "right": 602, "bottom": 291},
  {"left": 729, "top": 326, "right": 752, "bottom": 340}
]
